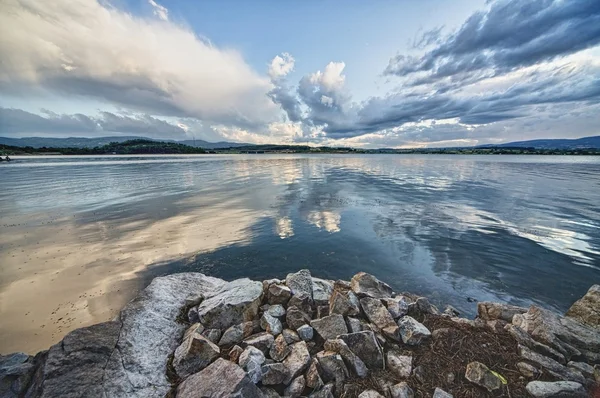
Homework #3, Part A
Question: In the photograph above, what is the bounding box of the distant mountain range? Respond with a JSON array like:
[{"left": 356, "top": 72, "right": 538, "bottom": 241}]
[
  {"left": 0, "top": 136, "right": 249, "bottom": 149},
  {"left": 1, "top": 135, "right": 599, "bottom": 150}
]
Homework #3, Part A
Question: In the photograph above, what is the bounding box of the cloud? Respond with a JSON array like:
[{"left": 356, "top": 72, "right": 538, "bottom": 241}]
[
  {"left": 148, "top": 0, "right": 169, "bottom": 21},
  {"left": 268, "top": 53, "right": 295, "bottom": 80},
  {"left": 0, "top": 0, "right": 279, "bottom": 129}
]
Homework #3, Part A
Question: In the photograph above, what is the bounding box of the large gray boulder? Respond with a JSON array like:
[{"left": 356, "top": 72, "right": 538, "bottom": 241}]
[
  {"left": 177, "top": 358, "right": 262, "bottom": 398},
  {"left": 338, "top": 331, "right": 384, "bottom": 369},
  {"left": 196, "top": 278, "right": 263, "bottom": 330},
  {"left": 286, "top": 269, "right": 314, "bottom": 299},
  {"left": 0, "top": 352, "right": 40, "bottom": 398},
  {"left": 566, "top": 285, "right": 600, "bottom": 329},
  {"left": 525, "top": 381, "right": 586, "bottom": 398},
  {"left": 172, "top": 333, "right": 220, "bottom": 378},
  {"left": 312, "top": 278, "right": 334, "bottom": 306},
  {"left": 350, "top": 272, "right": 393, "bottom": 299},
  {"left": 311, "top": 314, "right": 348, "bottom": 340}
]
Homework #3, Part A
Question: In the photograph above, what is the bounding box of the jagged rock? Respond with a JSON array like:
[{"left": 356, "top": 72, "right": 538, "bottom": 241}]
[
  {"left": 177, "top": 358, "right": 261, "bottom": 398},
  {"left": 486, "top": 319, "right": 508, "bottom": 333},
  {"left": 464, "top": 361, "right": 503, "bottom": 392},
  {"left": 383, "top": 297, "right": 409, "bottom": 319},
  {"left": 433, "top": 387, "right": 453, "bottom": 398},
  {"left": 270, "top": 334, "right": 291, "bottom": 361},
  {"left": 347, "top": 317, "right": 364, "bottom": 333},
  {"left": 305, "top": 358, "right": 324, "bottom": 389},
  {"left": 517, "top": 361, "right": 541, "bottom": 378},
  {"left": 287, "top": 306, "right": 312, "bottom": 330},
  {"left": 525, "top": 381, "right": 586, "bottom": 398},
  {"left": 387, "top": 352, "right": 412, "bottom": 378},
  {"left": 261, "top": 362, "right": 288, "bottom": 385},
  {"left": 313, "top": 278, "right": 334, "bottom": 306},
  {"left": 566, "top": 285, "right": 600, "bottom": 329},
  {"left": 0, "top": 352, "right": 38, "bottom": 398},
  {"left": 282, "top": 341, "right": 311, "bottom": 384},
  {"left": 261, "top": 312, "right": 283, "bottom": 335},
  {"left": 317, "top": 305, "right": 330, "bottom": 318},
  {"left": 350, "top": 272, "right": 393, "bottom": 299},
  {"left": 309, "top": 383, "right": 335, "bottom": 398},
  {"left": 444, "top": 305, "right": 460, "bottom": 317},
  {"left": 316, "top": 351, "right": 349, "bottom": 391},
  {"left": 389, "top": 382, "right": 414, "bottom": 398},
  {"left": 382, "top": 325, "right": 402, "bottom": 342},
  {"left": 284, "top": 375, "right": 306, "bottom": 397},
  {"left": 567, "top": 361, "right": 595, "bottom": 379},
  {"left": 282, "top": 329, "right": 301, "bottom": 345},
  {"left": 268, "top": 304, "right": 287, "bottom": 318},
  {"left": 183, "top": 322, "right": 205, "bottom": 341},
  {"left": 286, "top": 269, "right": 314, "bottom": 299},
  {"left": 297, "top": 325, "right": 314, "bottom": 341},
  {"left": 289, "top": 294, "right": 314, "bottom": 314},
  {"left": 243, "top": 332, "right": 275, "bottom": 354},
  {"left": 173, "top": 333, "right": 220, "bottom": 378},
  {"left": 196, "top": 278, "right": 263, "bottom": 330},
  {"left": 358, "top": 390, "right": 385, "bottom": 398},
  {"left": 397, "top": 316, "right": 431, "bottom": 345},
  {"left": 263, "top": 279, "right": 281, "bottom": 292},
  {"left": 339, "top": 331, "right": 384, "bottom": 369},
  {"left": 239, "top": 346, "right": 266, "bottom": 384},
  {"left": 329, "top": 288, "right": 361, "bottom": 316},
  {"left": 219, "top": 321, "right": 255, "bottom": 346},
  {"left": 478, "top": 302, "right": 528, "bottom": 322},
  {"left": 187, "top": 306, "right": 199, "bottom": 324},
  {"left": 518, "top": 345, "right": 585, "bottom": 383},
  {"left": 229, "top": 345, "right": 244, "bottom": 363},
  {"left": 268, "top": 284, "right": 292, "bottom": 306},
  {"left": 261, "top": 387, "right": 282, "bottom": 398},
  {"left": 202, "top": 328, "right": 222, "bottom": 344},
  {"left": 311, "top": 314, "right": 348, "bottom": 340},
  {"left": 324, "top": 339, "right": 368, "bottom": 377},
  {"left": 505, "top": 324, "right": 566, "bottom": 363},
  {"left": 360, "top": 297, "right": 396, "bottom": 329}
]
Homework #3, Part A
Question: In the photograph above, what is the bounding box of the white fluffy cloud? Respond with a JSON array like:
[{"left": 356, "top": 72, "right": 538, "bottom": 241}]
[
  {"left": 268, "top": 53, "right": 295, "bottom": 80},
  {"left": 148, "top": 0, "right": 169, "bottom": 21}
]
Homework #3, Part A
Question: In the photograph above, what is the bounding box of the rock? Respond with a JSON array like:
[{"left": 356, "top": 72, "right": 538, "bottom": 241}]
[
  {"left": 383, "top": 297, "right": 409, "bottom": 319},
  {"left": 239, "top": 346, "right": 266, "bottom": 384},
  {"left": 282, "top": 341, "right": 311, "bottom": 384},
  {"left": 382, "top": 325, "right": 402, "bottom": 342},
  {"left": 305, "top": 358, "right": 324, "bottom": 389},
  {"left": 409, "top": 297, "right": 441, "bottom": 316},
  {"left": 196, "top": 278, "right": 263, "bottom": 330},
  {"left": 525, "top": 381, "right": 586, "bottom": 398},
  {"left": 324, "top": 339, "right": 368, "bottom": 378},
  {"left": 229, "top": 345, "right": 244, "bottom": 363},
  {"left": 329, "top": 289, "right": 361, "bottom": 316},
  {"left": 339, "top": 331, "right": 384, "bottom": 369},
  {"left": 478, "top": 302, "right": 528, "bottom": 322},
  {"left": 261, "top": 312, "right": 283, "bottom": 335},
  {"left": 268, "top": 304, "right": 287, "bottom": 318},
  {"left": 397, "top": 316, "right": 431, "bottom": 345},
  {"left": 347, "top": 317, "right": 364, "bottom": 333},
  {"left": 464, "top": 361, "right": 503, "bottom": 392},
  {"left": 297, "top": 325, "right": 314, "bottom": 341},
  {"left": 444, "top": 305, "right": 460, "bottom": 317},
  {"left": 313, "top": 278, "right": 334, "bottom": 306},
  {"left": 566, "top": 285, "right": 600, "bottom": 328},
  {"left": 0, "top": 352, "right": 38, "bottom": 398},
  {"left": 517, "top": 361, "right": 540, "bottom": 378},
  {"left": 187, "top": 306, "right": 199, "bottom": 324},
  {"left": 202, "top": 328, "right": 222, "bottom": 344},
  {"left": 486, "top": 319, "right": 508, "bottom": 333},
  {"left": 518, "top": 345, "right": 585, "bottom": 383},
  {"left": 387, "top": 352, "right": 412, "bottom": 378},
  {"left": 263, "top": 278, "right": 281, "bottom": 292},
  {"left": 432, "top": 387, "right": 453, "bottom": 398},
  {"left": 567, "top": 361, "right": 595, "bottom": 379},
  {"left": 243, "top": 332, "right": 275, "bottom": 354},
  {"left": 260, "top": 387, "right": 282, "bottom": 398},
  {"left": 177, "top": 358, "right": 261, "bottom": 398},
  {"left": 284, "top": 375, "right": 306, "bottom": 397},
  {"left": 287, "top": 306, "right": 312, "bottom": 330},
  {"left": 311, "top": 314, "right": 348, "bottom": 340},
  {"left": 282, "top": 329, "right": 301, "bottom": 345},
  {"left": 268, "top": 284, "right": 292, "bottom": 306},
  {"left": 358, "top": 390, "right": 385, "bottom": 398},
  {"left": 173, "top": 333, "right": 220, "bottom": 378},
  {"left": 505, "top": 324, "right": 566, "bottom": 363},
  {"left": 350, "top": 272, "right": 393, "bottom": 299},
  {"left": 219, "top": 321, "right": 255, "bottom": 346},
  {"left": 389, "top": 382, "right": 414, "bottom": 398},
  {"left": 317, "top": 305, "right": 330, "bottom": 318},
  {"left": 261, "top": 362, "right": 288, "bottom": 385},
  {"left": 183, "top": 322, "right": 205, "bottom": 341},
  {"left": 316, "top": 351, "right": 349, "bottom": 391},
  {"left": 360, "top": 297, "right": 396, "bottom": 329},
  {"left": 286, "top": 269, "right": 314, "bottom": 299},
  {"left": 270, "top": 334, "right": 291, "bottom": 361},
  {"left": 309, "top": 383, "right": 335, "bottom": 398},
  {"left": 289, "top": 294, "right": 314, "bottom": 314}
]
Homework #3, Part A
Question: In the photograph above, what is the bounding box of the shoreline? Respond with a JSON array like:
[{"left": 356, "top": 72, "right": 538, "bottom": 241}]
[{"left": 1, "top": 270, "right": 598, "bottom": 398}]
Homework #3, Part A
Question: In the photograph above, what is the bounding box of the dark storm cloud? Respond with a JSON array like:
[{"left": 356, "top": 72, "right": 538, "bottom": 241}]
[
  {"left": 0, "top": 108, "right": 188, "bottom": 138},
  {"left": 268, "top": 83, "right": 303, "bottom": 123},
  {"left": 385, "top": 0, "right": 600, "bottom": 80}
]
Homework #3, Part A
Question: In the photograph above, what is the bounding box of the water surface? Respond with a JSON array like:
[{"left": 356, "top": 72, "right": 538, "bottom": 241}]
[{"left": 1, "top": 154, "right": 599, "bottom": 353}]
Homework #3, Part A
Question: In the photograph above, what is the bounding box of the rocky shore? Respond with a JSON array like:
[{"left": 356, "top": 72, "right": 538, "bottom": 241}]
[{"left": 1, "top": 270, "right": 598, "bottom": 398}]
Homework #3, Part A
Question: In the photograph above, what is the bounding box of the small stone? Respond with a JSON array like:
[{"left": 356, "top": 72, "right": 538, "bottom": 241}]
[
  {"left": 239, "top": 346, "right": 266, "bottom": 384},
  {"left": 389, "top": 382, "right": 414, "bottom": 398},
  {"left": 219, "top": 321, "right": 255, "bottom": 346},
  {"left": 360, "top": 297, "right": 397, "bottom": 329},
  {"left": 286, "top": 269, "right": 314, "bottom": 299},
  {"left": 358, "top": 390, "right": 385, "bottom": 398},
  {"left": 387, "top": 352, "right": 412, "bottom": 378},
  {"left": 329, "top": 289, "right": 360, "bottom": 316},
  {"left": 309, "top": 383, "right": 335, "bottom": 398},
  {"left": 517, "top": 362, "right": 540, "bottom": 378},
  {"left": 465, "top": 361, "right": 503, "bottom": 392},
  {"left": 261, "top": 362, "right": 288, "bottom": 385},
  {"left": 410, "top": 297, "right": 441, "bottom": 316},
  {"left": 289, "top": 294, "right": 313, "bottom": 314},
  {"left": 297, "top": 324, "right": 314, "bottom": 341},
  {"left": 287, "top": 306, "right": 312, "bottom": 330},
  {"left": 187, "top": 306, "right": 199, "bottom": 324},
  {"left": 269, "top": 284, "right": 292, "bottom": 305},
  {"left": 311, "top": 314, "right": 348, "bottom": 340},
  {"left": 397, "top": 316, "right": 431, "bottom": 345},
  {"left": 305, "top": 358, "right": 324, "bottom": 389},
  {"left": 316, "top": 351, "right": 349, "bottom": 392},
  {"left": 268, "top": 304, "right": 286, "bottom": 318},
  {"left": 261, "top": 312, "right": 283, "bottom": 335},
  {"left": 243, "top": 332, "right": 275, "bottom": 354},
  {"left": 347, "top": 317, "right": 364, "bottom": 333},
  {"left": 282, "top": 341, "right": 311, "bottom": 384},
  {"left": 446, "top": 373, "right": 455, "bottom": 384},
  {"left": 313, "top": 278, "right": 334, "bottom": 306},
  {"left": 324, "top": 338, "right": 368, "bottom": 378},
  {"left": 383, "top": 297, "right": 409, "bottom": 319},
  {"left": 432, "top": 387, "right": 453, "bottom": 398},
  {"left": 284, "top": 375, "right": 306, "bottom": 397},
  {"left": 282, "top": 329, "right": 301, "bottom": 345},
  {"left": 317, "top": 305, "right": 330, "bottom": 318},
  {"left": 339, "top": 330, "right": 384, "bottom": 370},
  {"left": 270, "top": 334, "right": 291, "bottom": 361},
  {"left": 183, "top": 322, "right": 205, "bottom": 341},
  {"left": 350, "top": 272, "right": 393, "bottom": 299},
  {"left": 202, "top": 328, "right": 222, "bottom": 344},
  {"left": 229, "top": 345, "right": 243, "bottom": 363},
  {"left": 173, "top": 333, "right": 220, "bottom": 378},
  {"left": 525, "top": 381, "right": 586, "bottom": 398},
  {"left": 412, "top": 365, "right": 425, "bottom": 384}
]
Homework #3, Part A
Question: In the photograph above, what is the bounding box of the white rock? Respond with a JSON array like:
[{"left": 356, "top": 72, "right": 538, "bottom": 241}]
[
  {"left": 239, "top": 346, "right": 266, "bottom": 384},
  {"left": 286, "top": 269, "right": 314, "bottom": 299},
  {"left": 389, "top": 382, "right": 414, "bottom": 398},
  {"left": 525, "top": 381, "right": 586, "bottom": 398},
  {"left": 387, "top": 352, "right": 412, "bottom": 378},
  {"left": 261, "top": 312, "right": 283, "bottom": 335},
  {"left": 358, "top": 390, "right": 385, "bottom": 398},
  {"left": 268, "top": 304, "right": 287, "bottom": 318},
  {"left": 432, "top": 387, "right": 453, "bottom": 398},
  {"left": 397, "top": 316, "right": 431, "bottom": 345}
]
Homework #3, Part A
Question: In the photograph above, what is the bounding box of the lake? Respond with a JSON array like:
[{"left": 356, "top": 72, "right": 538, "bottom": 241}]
[{"left": 1, "top": 154, "right": 599, "bottom": 354}]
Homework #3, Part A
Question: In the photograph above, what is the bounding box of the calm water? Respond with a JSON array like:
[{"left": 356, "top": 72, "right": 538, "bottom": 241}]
[{"left": 1, "top": 154, "right": 599, "bottom": 353}]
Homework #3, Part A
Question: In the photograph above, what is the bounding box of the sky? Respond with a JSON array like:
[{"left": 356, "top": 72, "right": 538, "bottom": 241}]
[{"left": 0, "top": 0, "right": 599, "bottom": 148}]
